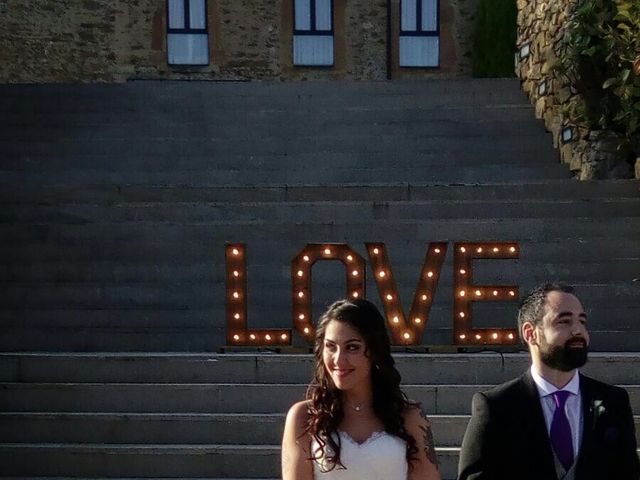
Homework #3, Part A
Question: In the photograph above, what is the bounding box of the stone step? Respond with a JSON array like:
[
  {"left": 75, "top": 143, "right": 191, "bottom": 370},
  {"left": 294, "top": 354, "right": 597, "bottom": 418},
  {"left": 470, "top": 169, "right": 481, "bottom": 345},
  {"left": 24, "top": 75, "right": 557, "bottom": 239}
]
[
  {"left": 1, "top": 243, "right": 636, "bottom": 279},
  {"left": 0, "top": 217, "right": 637, "bottom": 243},
  {"left": 0, "top": 327, "right": 226, "bottom": 353},
  {"left": 0, "top": 413, "right": 289, "bottom": 445},
  {"left": 0, "top": 132, "right": 557, "bottom": 158},
  {"left": 3, "top": 323, "right": 639, "bottom": 352},
  {"left": 2, "top": 304, "right": 637, "bottom": 331},
  {"left": 0, "top": 107, "right": 544, "bottom": 134},
  {"left": 0, "top": 282, "right": 637, "bottom": 309},
  {"left": 0, "top": 100, "right": 540, "bottom": 121},
  {"left": 0, "top": 443, "right": 282, "bottom": 479},
  {"left": 2, "top": 327, "right": 639, "bottom": 353},
  {"left": 1, "top": 227, "right": 636, "bottom": 259},
  {"left": 0, "top": 412, "right": 433, "bottom": 445},
  {"left": 0, "top": 116, "right": 547, "bottom": 141},
  {"left": 0, "top": 163, "right": 572, "bottom": 185},
  {"left": 0, "top": 443, "right": 463, "bottom": 479},
  {"left": 5, "top": 151, "right": 560, "bottom": 176},
  {"left": 0, "top": 79, "right": 531, "bottom": 111},
  {"left": 2, "top": 382, "right": 639, "bottom": 415},
  {"left": 1, "top": 412, "right": 639, "bottom": 447},
  {"left": 0, "top": 323, "right": 633, "bottom": 357},
  {"left": 0, "top": 182, "right": 637, "bottom": 204},
  {"left": 0, "top": 443, "right": 637, "bottom": 480},
  {"left": 1, "top": 147, "right": 560, "bottom": 173},
  {"left": 2, "top": 257, "right": 638, "bottom": 284},
  {"left": 0, "top": 77, "right": 525, "bottom": 94},
  {"left": 2, "top": 199, "right": 638, "bottom": 225},
  {"left": 0, "top": 227, "right": 636, "bottom": 254},
  {"left": 1, "top": 89, "right": 529, "bottom": 113},
  {"left": 2, "top": 353, "right": 640, "bottom": 384}
]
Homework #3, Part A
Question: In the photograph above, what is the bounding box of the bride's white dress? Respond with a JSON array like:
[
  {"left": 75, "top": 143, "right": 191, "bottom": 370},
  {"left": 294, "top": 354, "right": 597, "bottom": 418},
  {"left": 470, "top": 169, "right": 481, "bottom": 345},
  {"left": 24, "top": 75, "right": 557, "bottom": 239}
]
[{"left": 312, "top": 430, "right": 408, "bottom": 479}]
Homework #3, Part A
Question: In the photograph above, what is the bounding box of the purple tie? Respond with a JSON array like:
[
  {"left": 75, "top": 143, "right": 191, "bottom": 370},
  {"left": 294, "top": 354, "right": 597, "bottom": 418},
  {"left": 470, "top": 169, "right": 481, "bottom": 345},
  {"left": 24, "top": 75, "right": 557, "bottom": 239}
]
[{"left": 550, "top": 390, "right": 574, "bottom": 471}]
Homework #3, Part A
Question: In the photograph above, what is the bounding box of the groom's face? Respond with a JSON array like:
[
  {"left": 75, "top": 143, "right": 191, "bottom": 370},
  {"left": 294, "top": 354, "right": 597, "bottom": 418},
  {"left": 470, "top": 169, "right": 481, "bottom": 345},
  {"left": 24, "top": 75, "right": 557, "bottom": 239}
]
[{"left": 533, "top": 291, "right": 590, "bottom": 372}]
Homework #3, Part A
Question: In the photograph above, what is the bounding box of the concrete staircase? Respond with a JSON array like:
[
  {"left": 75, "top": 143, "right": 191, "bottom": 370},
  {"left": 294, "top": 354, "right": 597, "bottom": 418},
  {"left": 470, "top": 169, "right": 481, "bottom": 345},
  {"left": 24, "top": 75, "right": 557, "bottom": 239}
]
[
  {"left": 0, "top": 80, "right": 568, "bottom": 185},
  {"left": 0, "top": 79, "right": 639, "bottom": 478},
  {"left": 1, "top": 80, "right": 639, "bottom": 352},
  {"left": 1, "top": 352, "right": 639, "bottom": 479}
]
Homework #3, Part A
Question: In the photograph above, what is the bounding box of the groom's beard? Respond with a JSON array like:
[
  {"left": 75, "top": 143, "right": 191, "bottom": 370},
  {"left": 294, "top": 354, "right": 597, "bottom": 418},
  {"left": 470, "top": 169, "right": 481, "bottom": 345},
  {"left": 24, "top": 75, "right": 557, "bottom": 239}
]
[{"left": 539, "top": 335, "right": 589, "bottom": 372}]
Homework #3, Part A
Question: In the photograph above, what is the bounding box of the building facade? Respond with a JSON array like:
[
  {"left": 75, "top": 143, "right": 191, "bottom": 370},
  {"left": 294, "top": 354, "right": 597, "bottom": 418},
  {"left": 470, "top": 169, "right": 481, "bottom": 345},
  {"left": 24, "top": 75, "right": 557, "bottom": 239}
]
[{"left": 0, "top": 0, "right": 479, "bottom": 83}]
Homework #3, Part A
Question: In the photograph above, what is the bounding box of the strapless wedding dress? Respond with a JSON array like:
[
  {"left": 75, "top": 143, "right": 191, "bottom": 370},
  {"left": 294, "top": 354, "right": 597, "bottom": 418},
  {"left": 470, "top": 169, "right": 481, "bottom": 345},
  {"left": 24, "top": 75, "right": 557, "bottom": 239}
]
[{"left": 312, "top": 430, "right": 408, "bottom": 479}]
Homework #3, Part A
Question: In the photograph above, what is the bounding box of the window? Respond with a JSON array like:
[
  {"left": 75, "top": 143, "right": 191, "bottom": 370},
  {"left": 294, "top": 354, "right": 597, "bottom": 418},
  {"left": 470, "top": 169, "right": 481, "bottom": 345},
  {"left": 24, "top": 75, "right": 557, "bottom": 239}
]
[
  {"left": 167, "top": 0, "right": 209, "bottom": 66},
  {"left": 293, "top": 0, "right": 334, "bottom": 66},
  {"left": 399, "top": 0, "right": 439, "bottom": 67}
]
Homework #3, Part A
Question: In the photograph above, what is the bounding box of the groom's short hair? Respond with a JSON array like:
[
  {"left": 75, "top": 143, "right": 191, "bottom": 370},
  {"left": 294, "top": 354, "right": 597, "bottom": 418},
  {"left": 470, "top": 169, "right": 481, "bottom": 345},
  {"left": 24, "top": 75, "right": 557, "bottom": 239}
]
[{"left": 517, "top": 282, "right": 575, "bottom": 336}]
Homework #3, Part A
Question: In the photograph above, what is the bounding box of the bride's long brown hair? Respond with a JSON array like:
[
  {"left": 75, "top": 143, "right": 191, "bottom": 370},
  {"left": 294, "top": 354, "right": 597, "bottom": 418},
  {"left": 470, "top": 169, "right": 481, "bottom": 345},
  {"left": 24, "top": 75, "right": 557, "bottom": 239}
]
[{"left": 305, "top": 299, "right": 418, "bottom": 471}]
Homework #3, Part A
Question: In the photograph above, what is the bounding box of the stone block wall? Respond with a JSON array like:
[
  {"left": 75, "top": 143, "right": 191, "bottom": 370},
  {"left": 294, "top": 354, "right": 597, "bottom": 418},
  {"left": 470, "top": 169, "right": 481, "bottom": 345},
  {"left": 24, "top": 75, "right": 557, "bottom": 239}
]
[
  {"left": 516, "top": 0, "right": 638, "bottom": 179},
  {"left": 0, "top": 0, "right": 478, "bottom": 82}
]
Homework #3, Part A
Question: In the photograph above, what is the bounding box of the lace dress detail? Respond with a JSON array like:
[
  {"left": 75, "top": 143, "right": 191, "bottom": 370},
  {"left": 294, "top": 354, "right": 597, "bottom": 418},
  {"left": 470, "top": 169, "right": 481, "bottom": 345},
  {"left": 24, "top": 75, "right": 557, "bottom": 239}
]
[{"left": 312, "top": 430, "right": 408, "bottom": 479}]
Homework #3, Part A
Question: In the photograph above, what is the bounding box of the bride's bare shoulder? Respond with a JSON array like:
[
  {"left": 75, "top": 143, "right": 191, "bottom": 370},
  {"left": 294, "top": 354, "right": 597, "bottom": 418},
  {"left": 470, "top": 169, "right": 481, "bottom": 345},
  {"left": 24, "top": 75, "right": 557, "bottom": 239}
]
[{"left": 285, "top": 400, "right": 311, "bottom": 428}]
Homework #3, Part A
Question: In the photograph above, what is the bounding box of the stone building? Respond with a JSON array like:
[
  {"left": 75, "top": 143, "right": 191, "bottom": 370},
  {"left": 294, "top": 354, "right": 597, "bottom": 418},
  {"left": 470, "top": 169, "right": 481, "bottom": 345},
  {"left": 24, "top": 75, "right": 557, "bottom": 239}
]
[{"left": 0, "top": 0, "right": 479, "bottom": 83}]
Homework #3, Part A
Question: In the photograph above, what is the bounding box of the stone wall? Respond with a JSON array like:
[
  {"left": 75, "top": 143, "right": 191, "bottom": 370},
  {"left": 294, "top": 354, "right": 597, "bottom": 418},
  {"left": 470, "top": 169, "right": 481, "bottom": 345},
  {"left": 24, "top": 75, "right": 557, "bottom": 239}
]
[
  {"left": 0, "top": 0, "right": 478, "bottom": 82},
  {"left": 516, "top": 0, "right": 638, "bottom": 179}
]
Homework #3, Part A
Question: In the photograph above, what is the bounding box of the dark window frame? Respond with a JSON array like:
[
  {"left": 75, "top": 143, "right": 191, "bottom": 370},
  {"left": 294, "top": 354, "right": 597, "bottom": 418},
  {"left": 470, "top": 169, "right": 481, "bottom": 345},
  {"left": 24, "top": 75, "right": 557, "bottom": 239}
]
[
  {"left": 167, "top": 0, "right": 209, "bottom": 34},
  {"left": 293, "top": 0, "right": 334, "bottom": 36},
  {"left": 166, "top": 0, "right": 210, "bottom": 66},
  {"left": 399, "top": 0, "right": 440, "bottom": 37}
]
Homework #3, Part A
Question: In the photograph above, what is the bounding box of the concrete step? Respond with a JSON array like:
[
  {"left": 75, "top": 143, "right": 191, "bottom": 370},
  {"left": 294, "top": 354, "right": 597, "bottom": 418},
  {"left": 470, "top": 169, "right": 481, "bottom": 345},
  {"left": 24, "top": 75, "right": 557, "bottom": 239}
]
[
  {"left": 0, "top": 217, "right": 637, "bottom": 244},
  {"left": 1, "top": 227, "right": 637, "bottom": 260},
  {"left": 2, "top": 353, "right": 640, "bottom": 384},
  {"left": 1, "top": 412, "right": 639, "bottom": 447},
  {"left": 0, "top": 412, "right": 288, "bottom": 445},
  {"left": 2, "top": 304, "right": 638, "bottom": 332},
  {"left": 0, "top": 103, "right": 542, "bottom": 126},
  {"left": 0, "top": 77, "right": 526, "bottom": 95},
  {"left": 2, "top": 382, "right": 640, "bottom": 415},
  {"left": 0, "top": 318, "right": 634, "bottom": 356},
  {"left": 0, "top": 133, "right": 558, "bottom": 158},
  {"left": 0, "top": 282, "right": 637, "bottom": 329},
  {"left": 1, "top": 148, "right": 562, "bottom": 173},
  {"left": 1, "top": 89, "right": 530, "bottom": 114},
  {"left": 3, "top": 324, "right": 639, "bottom": 352},
  {"left": 0, "top": 108, "right": 544, "bottom": 137},
  {"left": 0, "top": 413, "right": 455, "bottom": 446},
  {"left": 0, "top": 327, "right": 225, "bottom": 353},
  {"left": 1, "top": 245, "right": 636, "bottom": 284},
  {"left": 0, "top": 443, "right": 637, "bottom": 479},
  {"left": 0, "top": 182, "right": 637, "bottom": 204},
  {"left": 1, "top": 281, "right": 637, "bottom": 309},
  {"left": 0, "top": 244, "right": 639, "bottom": 270},
  {"left": 2, "top": 257, "right": 638, "bottom": 284},
  {"left": 0, "top": 79, "right": 533, "bottom": 112},
  {"left": 0, "top": 164, "right": 572, "bottom": 185},
  {"left": 3, "top": 199, "right": 638, "bottom": 225},
  {"left": 0, "top": 117, "right": 547, "bottom": 141},
  {"left": 0, "top": 443, "right": 283, "bottom": 478},
  {"left": 0, "top": 443, "right": 465, "bottom": 479}
]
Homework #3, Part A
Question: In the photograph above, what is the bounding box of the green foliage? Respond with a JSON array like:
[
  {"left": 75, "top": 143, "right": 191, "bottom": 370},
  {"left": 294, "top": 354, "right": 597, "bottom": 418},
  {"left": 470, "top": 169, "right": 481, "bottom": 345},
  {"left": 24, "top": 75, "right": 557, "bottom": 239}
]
[
  {"left": 557, "top": 0, "right": 640, "bottom": 149},
  {"left": 472, "top": 0, "right": 518, "bottom": 77}
]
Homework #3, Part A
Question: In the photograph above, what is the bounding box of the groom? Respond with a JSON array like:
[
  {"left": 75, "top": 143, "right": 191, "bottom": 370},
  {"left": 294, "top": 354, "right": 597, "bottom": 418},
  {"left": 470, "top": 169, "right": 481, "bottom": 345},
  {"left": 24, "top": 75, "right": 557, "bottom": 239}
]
[{"left": 458, "top": 283, "right": 640, "bottom": 480}]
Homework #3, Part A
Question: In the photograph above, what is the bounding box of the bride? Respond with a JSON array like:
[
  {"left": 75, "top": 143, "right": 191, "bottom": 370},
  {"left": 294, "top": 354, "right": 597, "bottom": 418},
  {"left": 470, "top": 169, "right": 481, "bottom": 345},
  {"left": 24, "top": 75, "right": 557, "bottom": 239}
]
[{"left": 282, "top": 299, "right": 441, "bottom": 480}]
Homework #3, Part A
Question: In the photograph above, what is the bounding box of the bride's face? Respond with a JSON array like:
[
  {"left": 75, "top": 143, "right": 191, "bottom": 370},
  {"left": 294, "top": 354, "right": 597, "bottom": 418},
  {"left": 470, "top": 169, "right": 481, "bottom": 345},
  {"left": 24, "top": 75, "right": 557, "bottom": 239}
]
[{"left": 322, "top": 320, "right": 372, "bottom": 392}]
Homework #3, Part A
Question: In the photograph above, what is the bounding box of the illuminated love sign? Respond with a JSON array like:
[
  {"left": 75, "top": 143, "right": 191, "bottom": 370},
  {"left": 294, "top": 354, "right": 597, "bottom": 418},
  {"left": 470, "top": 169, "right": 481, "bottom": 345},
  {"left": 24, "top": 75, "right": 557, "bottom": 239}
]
[{"left": 226, "top": 242, "right": 519, "bottom": 347}]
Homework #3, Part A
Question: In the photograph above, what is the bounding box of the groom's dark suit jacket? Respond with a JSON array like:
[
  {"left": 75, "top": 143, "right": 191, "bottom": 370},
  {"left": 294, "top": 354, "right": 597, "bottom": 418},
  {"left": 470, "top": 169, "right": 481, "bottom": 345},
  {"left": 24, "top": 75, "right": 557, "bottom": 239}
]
[{"left": 458, "top": 371, "right": 640, "bottom": 480}]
